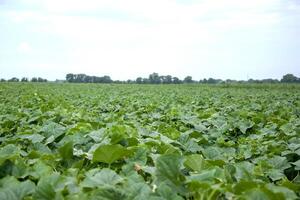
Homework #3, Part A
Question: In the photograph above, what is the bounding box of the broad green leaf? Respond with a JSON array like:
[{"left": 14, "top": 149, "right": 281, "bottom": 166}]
[
  {"left": 266, "top": 184, "right": 297, "bottom": 200},
  {"left": 0, "top": 144, "right": 20, "bottom": 165},
  {"left": 268, "top": 156, "right": 291, "bottom": 170},
  {"left": 86, "top": 128, "right": 107, "bottom": 142},
  {"left": 30, "top": 160, "right": 53, "bottom": 179},
  {"left": 280, "top": 123, "right": 296, "bottom": 136},
  {"left": 34, "top": 181, "right": 56, "bottom": 200},
  {"left": 237, "top": 119, "right": 254, "bottom": 134},
  {"left": 40, "top": 122, "right": 65, "bottom": 139},
  {"left": 267, "top": 169, "right": 285, "bottom": 181},
  {"left": 81, "top": 168, "right": 123, "bottom": 188},
  {"left": 187, "top": 167, "right": 225, "bottom": 183},
  {"left": 58, "top": 141, "right": 73, "bottom": 160},
  {"left": 233, "top": 181, "right": 257, "bottom": 195},
  {"left": 19, "top": 133, "right": 45, "bottom": 143},
  {"left": 292, "top": 160, "right": 300, "bottom": 170},
  {"left": 33, "top": 173, "right": 64, "bottom": 200},
  {"left": 89, "top": 186, "right": 127, "bottom": 200},
  {"left": 156, "top": 182, "right": 184, "bottom": 200},
  {"left": 126, "top": 147, "right": 148, "bottom": 167},
  {"left": 155, "top": 154, "right": 185, "bottom": 192},
  {"left": 184, "top": 154, "right": 205, "bottom": 172},
  {"left": 0, "top": 177, "right": 35, "bottom": 200},
  {"left": 125, "top": 182, "right": 152, "bottom": 200},
  {"left": 202, "top": 146, "right": 222, "bottom": 160},
  {"left": 240, "top": 188, "right": 271, "bottom": 200},
  {"left": 92, "top": 144, "right": 131, "bottom": 164}
]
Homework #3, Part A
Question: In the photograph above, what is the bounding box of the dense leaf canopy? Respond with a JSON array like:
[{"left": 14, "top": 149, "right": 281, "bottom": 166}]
[{"left": 0, "top": 83, "right": 300, "bottom": 199}]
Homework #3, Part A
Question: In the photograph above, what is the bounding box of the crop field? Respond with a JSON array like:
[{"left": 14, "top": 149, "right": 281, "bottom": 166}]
[{"left": 0, "top": 83, "right": 300, "bottom": 199}]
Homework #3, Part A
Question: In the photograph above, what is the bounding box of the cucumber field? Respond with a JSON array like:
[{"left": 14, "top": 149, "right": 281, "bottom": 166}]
[{"left": 0, "top": 83, "right": 300, "bottom": 199}]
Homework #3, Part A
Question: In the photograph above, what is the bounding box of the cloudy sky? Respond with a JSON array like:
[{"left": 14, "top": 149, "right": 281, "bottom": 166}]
[{"left": 0, "top": 0, "right": 299, "bottom": 81}]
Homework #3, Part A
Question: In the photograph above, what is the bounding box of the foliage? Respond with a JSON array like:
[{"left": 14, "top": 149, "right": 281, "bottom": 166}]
[
  {"left": 281, "top": 74, "right": 300, "bottom": 83},
  {"left": 0, "top": 83, "right": 300, "bottom": 199}
]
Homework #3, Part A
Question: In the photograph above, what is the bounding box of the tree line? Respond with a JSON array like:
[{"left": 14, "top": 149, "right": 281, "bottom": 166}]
[
  {"left": 1, "top": 73, "right": 299, "bottom": 84},
  {"left": 64, "top": 73, "right": 300, "bottom": 84},
  {"left": 66, "top": 73, "right": 113, "bottom": 83},
  {"left": 0, "top": 77, "right": 47, "bottom": 82}
]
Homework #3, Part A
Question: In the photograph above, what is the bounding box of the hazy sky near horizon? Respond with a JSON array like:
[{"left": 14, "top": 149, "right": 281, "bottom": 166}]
[{"left": 0, "top": 0, "right": 300, "bottom": 81}]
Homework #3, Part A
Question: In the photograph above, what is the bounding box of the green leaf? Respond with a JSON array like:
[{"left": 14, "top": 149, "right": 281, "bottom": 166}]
[
  {"left": 58, "top": 141, "right": 73, "bottom": 160},
  {"left": 19, "top": 133, "right": 45, "bottom": 143},
  {"left": 237, "top": 119, "right": 254, "bottom": 134},
  {"left": 233, "top": 181, "right": 258, "bottom": 195},
  {"left": 182, "top": 139, "right": 201, "bottom": 153},
  {"left": 81, "top": 168, "right": 123, "bottom": 188},
  {"left": 0, "top": 177, "right": 35, "bottom": 200},
  {"left": 30, "top": 160, "right": 53, "bottom": 179},
  {"left": 266, "top": 184, "right": 297, "bottom": 200},
  {"left": 202, "top": 146, "right": 222, "bottom": 160},
  {"left": 90, "top": 185, "right": 127, "bottom": 200},
  {"left": 184, "top": 154, "right": 205, "bottom": 172},
  {"left": 155, "top": 154, "right": 185, "bottom": 192},
  {"left": 292, "top": 160, "right": 300, "bottom": 170},
  {"left": 34, "top": 181, "right": 56, "bottom": 200},
  {"left": 0, "top": 144, "right": 20, "bottom": 165},
  {"left": 92, "top": 144, "right": 131, "bottom": 164},
  {"left": 187, "top": 167, "right": 225, "bottom": 183},
  {"left": 268, "top": 156, "right": 291, "bottom": 170},
  {"left": 241, "top": 188, "right": 271, "bottom": 200},
  {"left": 86, "top": 128, "right": 107, "bottom": 142},
  {"left": 280, "top": 123, "right": 296, "bottom": 136},
  {"left": 33, "top": 173, "right": 64, "bottom": 200},
  {"left": 267, "top": 169, "right": 285, "bottom": 181},
  {"left": 234, "top": 161, "right": 255, "bottom": 181},
  {"left": 126, "top": 147, "right": 148, "bottom": 166},
  {"left": 125, "top": 182, "right": 152, "bottom": 200},
  {"left": 156, "top": 182, "right": 184, "bottom": 200},
  {"left": 40, "top": 122, "right": 66, "bottom": 139}
]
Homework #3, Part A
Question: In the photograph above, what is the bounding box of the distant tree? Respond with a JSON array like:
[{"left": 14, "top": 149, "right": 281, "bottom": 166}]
[
  {"left": 183, "top": 76, "right": 193, "bottom": 83},
  {"left": 281, "top": 74, "right": 299, "bottom": 83},
  {"left": 8, "top": 77, "right": 19, "bottom": 82},
  {"left": 84, "top": 75, "right": 91, "bottom": 83},
  {"left": 207, "top": 78, "right": 215, "bottom": 84},
  {"left": 226, "top": 79, "right": 237, "bottom": 83},
  {"left": 160, "top": 76, "right": 166, "bottom": 84},
  {"left": 163, "top": 75, "right": 172, "bottom": 84},
  {"left": 142, "top": 78, "right": 150, "bottom": 84},
  {"left": 149, "top": 73, "right": 161, "bottom": 84},
  {"left": 248, "top": 79, "right": 262, "bottom": 83},
  {"left": 127, "top": 79, "right": 135, "bottom": 84},
  {"left": 21, "top": 77, "right": 28, "bottom": 82},
  {"left": 207, "top": 78, "right": 222, "bottom": 84},
  {"left": 66, "top": 73, "right": 74, "bottom": 82},
  {"left": 247, "top": 79, "right": 255, "bottom": 83},
  {"left": 37, "top": 77, "right": 47, "bottom": 82},
  {"left": 102, "top": 75, "right": 112, "bottom": 83},
  {"left": 74, "top": 74, "right": 86, "bottom": 83},
  {"left": 261, "top": 79, "right": 279, "bottom": 83},
  {"left": 114, "top": 80, "right": 124, "bottom": 84},
  {"left": 31, "top": 77, "right": 38, "bottom": 82},
  {"left": 0, "top": 78, "right": 6, "bottom": 82},
  {"left": 172, "top": 77, "right": 181, "bottom": 84},
  {"left": 136, "top": 77, "right": 143, "bottom": 84}
]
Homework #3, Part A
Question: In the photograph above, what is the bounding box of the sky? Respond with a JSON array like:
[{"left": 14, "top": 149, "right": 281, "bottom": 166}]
[{"left": 0, "top": 0, "right": 300, "bottom": 81}]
